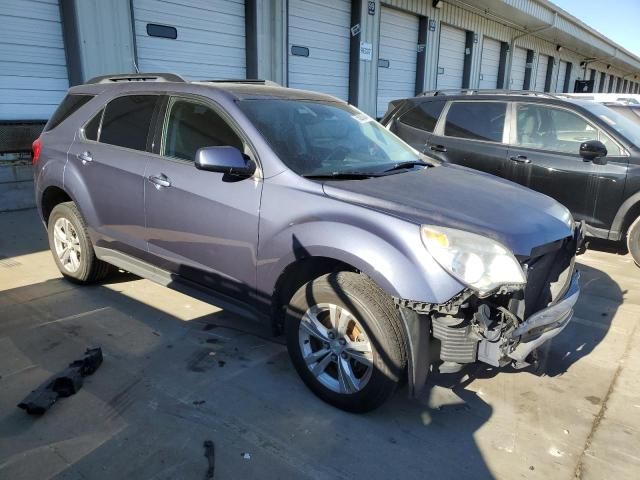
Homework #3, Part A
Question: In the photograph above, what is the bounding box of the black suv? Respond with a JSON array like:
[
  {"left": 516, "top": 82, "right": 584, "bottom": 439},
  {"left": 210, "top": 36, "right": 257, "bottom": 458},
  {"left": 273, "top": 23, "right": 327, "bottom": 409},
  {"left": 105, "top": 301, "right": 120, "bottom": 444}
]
[{"left": 382, "top": 91, "right": 640, "bottom": 265}]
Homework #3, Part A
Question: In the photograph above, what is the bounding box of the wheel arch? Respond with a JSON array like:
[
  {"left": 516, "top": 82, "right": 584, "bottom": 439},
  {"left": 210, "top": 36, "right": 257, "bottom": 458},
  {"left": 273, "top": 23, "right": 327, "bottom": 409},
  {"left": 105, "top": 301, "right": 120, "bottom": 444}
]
[
  {"left": 41, "top": 186, "right": 73, "bottom": 225},
  {"left": 611, "top": 191, "right": 640, "bottom": 239}
]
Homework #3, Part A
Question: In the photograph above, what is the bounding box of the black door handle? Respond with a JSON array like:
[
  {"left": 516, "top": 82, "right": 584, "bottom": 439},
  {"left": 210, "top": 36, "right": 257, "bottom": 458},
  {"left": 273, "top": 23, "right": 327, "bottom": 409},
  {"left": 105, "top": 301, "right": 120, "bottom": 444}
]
[
  {"left": 429, "top": 144, "right": 447, "bottom": 153},
  {"left": 148, "top": 174, "right": 171, "bottom": 188},
  {"left": 510, "top": 155, "right": 531, "bottom": 164}
]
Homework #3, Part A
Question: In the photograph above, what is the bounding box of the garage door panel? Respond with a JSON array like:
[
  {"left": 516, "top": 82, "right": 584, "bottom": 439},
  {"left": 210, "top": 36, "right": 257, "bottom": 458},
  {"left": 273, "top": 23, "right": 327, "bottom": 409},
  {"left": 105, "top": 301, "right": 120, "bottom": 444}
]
[
  {"left": 437, "top": 24, "right": 466, "bottom": 90},
  {"left": 535, "top": 54, "right": 549, "bottom": 91},
  {"left": 510, "top": 46, "right": 527, "bottom": 90},
  {"left": 133, "top": 0, "right": 246, "bottom": 80},
  {"left": 288, "top": 0, "right": 351, "bottom": 100},
  {"left": 555, "top": 61, "right": 567, "bottom": 93},
  {"left": 376, "top": 7, "right": 419, "bottom": 117},
  {"left": 479, "top": 37, "right": 501, "bottom": 89},
  {"left": 0, "top": 0, "right": 69, "bottom": 120}
]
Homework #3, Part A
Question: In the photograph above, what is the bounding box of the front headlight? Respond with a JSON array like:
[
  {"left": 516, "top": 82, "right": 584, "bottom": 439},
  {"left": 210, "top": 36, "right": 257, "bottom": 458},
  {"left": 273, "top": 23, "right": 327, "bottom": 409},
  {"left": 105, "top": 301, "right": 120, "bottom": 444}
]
[{"left": 421, "top": 225, "right": 526, "bottom": 296}]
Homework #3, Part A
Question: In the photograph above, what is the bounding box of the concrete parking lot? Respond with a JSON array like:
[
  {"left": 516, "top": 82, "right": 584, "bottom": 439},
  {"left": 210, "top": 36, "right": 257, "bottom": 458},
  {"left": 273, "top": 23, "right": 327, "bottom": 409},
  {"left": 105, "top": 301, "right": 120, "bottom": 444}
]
[{"left": 0, "top": 208, "right": 639, "bottom": 480}]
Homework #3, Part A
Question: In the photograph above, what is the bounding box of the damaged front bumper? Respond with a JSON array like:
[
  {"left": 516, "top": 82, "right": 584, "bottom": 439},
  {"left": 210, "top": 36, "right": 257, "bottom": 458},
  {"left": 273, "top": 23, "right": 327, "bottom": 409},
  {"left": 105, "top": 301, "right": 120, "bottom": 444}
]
[{"left": 482, "top": 270, "right": 580, "bottom": 367}]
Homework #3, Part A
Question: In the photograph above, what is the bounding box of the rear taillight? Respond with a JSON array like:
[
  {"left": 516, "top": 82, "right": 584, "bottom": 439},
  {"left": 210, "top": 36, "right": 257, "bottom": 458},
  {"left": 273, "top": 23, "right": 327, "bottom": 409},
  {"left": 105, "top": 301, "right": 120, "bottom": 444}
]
[{"left": 32, "top": 138, "right": 41, "bottom": 165}]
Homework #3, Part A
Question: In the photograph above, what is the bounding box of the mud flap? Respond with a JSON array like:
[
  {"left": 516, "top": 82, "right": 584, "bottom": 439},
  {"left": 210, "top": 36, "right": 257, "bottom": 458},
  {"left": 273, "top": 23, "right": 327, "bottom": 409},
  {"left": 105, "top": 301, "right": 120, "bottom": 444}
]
[{"left": 398, "top": 307, "right": 431, "bottom": 397}]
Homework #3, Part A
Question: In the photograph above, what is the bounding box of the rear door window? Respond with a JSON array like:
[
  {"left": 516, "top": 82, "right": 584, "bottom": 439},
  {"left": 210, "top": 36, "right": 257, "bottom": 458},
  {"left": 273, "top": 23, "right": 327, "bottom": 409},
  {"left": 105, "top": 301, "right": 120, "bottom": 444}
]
[
  {"left": 45, "top": 94, "right": 94, "bottom": 131},
  {"left": 83, "top": 109, "right": 103, "bottom": 141},
  {"left": 162, "top": 99, "right": 243, "bottom": 161},
  {"left": 399, "top": 101, "right": 446, "bottom": 133},
  {"left": 443, "top": 102, "right": 507, "bottom": 142},
  {"left": 99, "top": 95, "right": 158, "bottom": 152}
]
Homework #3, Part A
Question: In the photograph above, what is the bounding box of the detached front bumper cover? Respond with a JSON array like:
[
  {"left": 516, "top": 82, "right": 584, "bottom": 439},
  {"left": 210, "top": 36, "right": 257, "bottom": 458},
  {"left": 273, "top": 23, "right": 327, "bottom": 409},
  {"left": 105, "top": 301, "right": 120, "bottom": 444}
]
[{"left": 508, "top": 270, "right": 580, "bottom": 363}]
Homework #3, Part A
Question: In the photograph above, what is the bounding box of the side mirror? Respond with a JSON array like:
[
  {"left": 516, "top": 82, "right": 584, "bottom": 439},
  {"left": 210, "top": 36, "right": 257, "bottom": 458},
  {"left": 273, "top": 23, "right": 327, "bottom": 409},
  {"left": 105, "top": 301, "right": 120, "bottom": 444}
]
[
  {"left": 194, "top": 146, "right": 255, "bottom": 176},
  {"left": 579, "top": 140, "right": 608, "bottom": 164}
]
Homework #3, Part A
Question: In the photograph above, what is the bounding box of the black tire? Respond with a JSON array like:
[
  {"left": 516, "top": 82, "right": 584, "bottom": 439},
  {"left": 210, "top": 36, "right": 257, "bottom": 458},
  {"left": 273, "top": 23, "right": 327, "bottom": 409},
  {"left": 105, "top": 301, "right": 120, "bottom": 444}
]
[
  {"left": 285, "top": 272, "right": 407, "bottom": 413},
  {"left": 628, "top": 216, "right": 640, "bottom": 267},
  {"left": 47, "top": 202, "right": 111, "bottom": 283}
]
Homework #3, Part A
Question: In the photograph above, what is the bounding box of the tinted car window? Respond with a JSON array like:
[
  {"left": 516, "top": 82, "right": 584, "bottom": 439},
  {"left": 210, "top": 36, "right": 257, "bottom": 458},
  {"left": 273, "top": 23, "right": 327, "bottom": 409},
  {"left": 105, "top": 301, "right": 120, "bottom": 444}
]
[
  {"left": 83, "top": 109, "right": 103, "bottom": 141},
  {"left": 400, "top": 101, "right": 445, "bottom": 132},
  {"left": 163, "top": 99, "right": 243, "bottom": 161},
  {"left": 515, "top": 104, "right": 621, "bottom": 155},
  {"left": 45, "top": 94, "right": 94, "bottom": 131},
  {"left": 444, "top": 102, "right": 506, "bottom": 142},
  {"left": 100, "top": 95, "right": 158, "bottom": 152}
]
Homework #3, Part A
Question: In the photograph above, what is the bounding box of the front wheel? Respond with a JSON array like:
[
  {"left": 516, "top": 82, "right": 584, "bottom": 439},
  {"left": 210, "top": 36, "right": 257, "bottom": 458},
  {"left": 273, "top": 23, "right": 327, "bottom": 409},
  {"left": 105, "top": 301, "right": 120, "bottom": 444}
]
[
  {"left": 285, "top": 272, "right": 407, "bottom": 412},
  {"left": 628, "top": 216, "right": 640, "bottom": 267}
]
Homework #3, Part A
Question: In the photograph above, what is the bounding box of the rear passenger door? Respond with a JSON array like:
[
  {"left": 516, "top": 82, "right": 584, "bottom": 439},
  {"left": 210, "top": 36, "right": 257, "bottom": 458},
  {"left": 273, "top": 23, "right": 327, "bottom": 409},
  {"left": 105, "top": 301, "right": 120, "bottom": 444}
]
[
  {"left": 427, "top": 101, "right": 510, "bottom": 178},
  {"left": 67, "top": 94, "right": 161, "bottom": 257},
  {"left": 144, "top": 96, "right": 262, "bottom": 302}
]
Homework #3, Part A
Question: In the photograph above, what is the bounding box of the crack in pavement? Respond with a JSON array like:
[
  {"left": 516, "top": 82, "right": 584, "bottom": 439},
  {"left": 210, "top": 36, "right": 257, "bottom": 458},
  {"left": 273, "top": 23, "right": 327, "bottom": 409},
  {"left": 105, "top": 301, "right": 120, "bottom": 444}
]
[{"left": 572, "top": 319, "right": 638, "bottom": 479}]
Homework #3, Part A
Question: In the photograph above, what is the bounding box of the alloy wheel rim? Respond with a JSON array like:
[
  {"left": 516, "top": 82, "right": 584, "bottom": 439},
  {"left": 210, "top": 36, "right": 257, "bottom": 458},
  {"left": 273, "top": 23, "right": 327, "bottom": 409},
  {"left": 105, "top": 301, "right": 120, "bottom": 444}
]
[
  {"left": 53, "top": 217, "right": 82, "bottom": 273},
  {"left": 298, "top": 303, "right": 373, "bottom": 394}
]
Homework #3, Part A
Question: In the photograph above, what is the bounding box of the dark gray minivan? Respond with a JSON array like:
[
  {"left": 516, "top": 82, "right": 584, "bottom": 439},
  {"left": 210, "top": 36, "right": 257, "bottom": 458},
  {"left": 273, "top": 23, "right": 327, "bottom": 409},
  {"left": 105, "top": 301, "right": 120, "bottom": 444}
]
[{"left": 33, "top": 74, "right": 583, "bottom": 412}]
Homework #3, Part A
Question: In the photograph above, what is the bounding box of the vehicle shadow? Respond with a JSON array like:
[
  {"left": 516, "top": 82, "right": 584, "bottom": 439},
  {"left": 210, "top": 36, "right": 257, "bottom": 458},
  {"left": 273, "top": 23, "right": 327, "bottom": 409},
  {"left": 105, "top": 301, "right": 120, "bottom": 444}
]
[{"left": 0, "top": 274, "right": 493, "bottom": 480}]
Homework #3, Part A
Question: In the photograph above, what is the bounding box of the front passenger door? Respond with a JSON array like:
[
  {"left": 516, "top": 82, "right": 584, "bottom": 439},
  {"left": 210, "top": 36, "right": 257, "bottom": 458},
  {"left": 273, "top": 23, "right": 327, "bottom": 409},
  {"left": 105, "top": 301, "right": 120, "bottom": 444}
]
[
  {"left": 144, "top": 96, "right": 262, "bottom": 303},
  {"left": 506, "top": 103, "right": 627, "bottom": 230}
]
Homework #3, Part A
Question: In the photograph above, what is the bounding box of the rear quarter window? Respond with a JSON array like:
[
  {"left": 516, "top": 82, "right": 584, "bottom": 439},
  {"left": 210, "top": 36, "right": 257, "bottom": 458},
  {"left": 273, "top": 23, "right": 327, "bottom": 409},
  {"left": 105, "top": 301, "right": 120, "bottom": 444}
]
[
  {"left": 44, "top": 94, "right": 94, "bottom": 132},
  {"left": 399, "top": 101, "right": 445, "bottom": 133}
]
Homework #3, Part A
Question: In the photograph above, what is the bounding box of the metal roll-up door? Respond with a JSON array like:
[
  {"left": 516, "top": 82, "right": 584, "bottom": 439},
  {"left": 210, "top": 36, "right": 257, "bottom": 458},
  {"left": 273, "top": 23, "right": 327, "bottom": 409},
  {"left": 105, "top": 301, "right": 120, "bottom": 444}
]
[
  {"left": 534, "top": 54, "right": 549, "bottom": 91},
  {"left": 376, "top": 7, "right": 419, "bottom": 117},
  {"left": 437, "top": 24, "right": 466, "bottom": 90},
  {"left": 510, "top": 47, "right": 527, "bottom": 90},
  {"left": 555, "top": 61, "right": 568, "bottom": 93},
  {"left": 132, "top": 0, "right": 246, "bottom": 80},
  {"left": 0, "top": 0, "right": 69, "bottom": 121},
  {"left": 478, "top": 37, "right": 501, "bottom": 89},
  {"left": 288, "top": 0, "right": 351, "bottom": 100}
]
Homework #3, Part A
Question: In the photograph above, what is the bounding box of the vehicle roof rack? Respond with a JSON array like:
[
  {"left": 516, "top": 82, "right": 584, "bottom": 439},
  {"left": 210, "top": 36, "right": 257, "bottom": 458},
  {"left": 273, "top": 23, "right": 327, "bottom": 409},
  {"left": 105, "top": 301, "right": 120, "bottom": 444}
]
[
  {"left": 419, "top": 89, "right": 557, "bottom": 99},
  {"left": 85, "top": 73, "right": 186, "bottom": 84},
  {"left": 199, "top": 79, "right": 281, "bottom": 87}
]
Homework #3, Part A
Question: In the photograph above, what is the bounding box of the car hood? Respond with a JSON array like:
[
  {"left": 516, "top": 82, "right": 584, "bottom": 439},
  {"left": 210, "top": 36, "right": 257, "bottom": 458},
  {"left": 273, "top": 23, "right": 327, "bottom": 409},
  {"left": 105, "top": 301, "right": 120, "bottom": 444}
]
[{"left": 322, "top": 164, "right": 573, "bottom": 257}]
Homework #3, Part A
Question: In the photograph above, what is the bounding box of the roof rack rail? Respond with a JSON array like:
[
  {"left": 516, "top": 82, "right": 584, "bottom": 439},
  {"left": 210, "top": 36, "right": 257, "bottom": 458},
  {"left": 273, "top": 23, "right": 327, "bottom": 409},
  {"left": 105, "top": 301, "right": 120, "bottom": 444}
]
[
  {"left": 419, "top": 89, "right": 558, "bottom": 99},
  {"left": 85, "top": 73, "right": 186, "bottom": 84},
  {"left": 200, "top": 79, "right": 281, "bottom": 87}
]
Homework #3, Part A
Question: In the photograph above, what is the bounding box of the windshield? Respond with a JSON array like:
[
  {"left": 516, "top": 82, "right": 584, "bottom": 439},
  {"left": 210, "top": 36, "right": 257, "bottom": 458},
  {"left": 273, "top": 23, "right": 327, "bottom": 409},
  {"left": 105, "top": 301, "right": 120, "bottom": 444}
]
[
  {"left": 238, "top": 99, "right": 424, "bottom": 176},
  {"left": 578, "top": 101, "right": 640, "bottom": 147}
]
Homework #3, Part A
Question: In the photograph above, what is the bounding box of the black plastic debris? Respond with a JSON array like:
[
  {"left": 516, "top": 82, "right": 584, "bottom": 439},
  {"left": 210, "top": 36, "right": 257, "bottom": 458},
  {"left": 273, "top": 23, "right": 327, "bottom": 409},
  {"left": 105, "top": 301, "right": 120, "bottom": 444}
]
[
  {"left": 203, "top": 440, "right": 215, "bottom": 479},
  {"left": 18, "top": 347, "right": 103, "bottom": 415}
]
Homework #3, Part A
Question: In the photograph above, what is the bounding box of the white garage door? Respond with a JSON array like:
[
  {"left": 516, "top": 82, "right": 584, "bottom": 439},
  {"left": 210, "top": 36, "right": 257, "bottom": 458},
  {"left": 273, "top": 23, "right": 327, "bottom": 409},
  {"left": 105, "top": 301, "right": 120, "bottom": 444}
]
[
  {"left": 288, "top": 0, "right": 351, "bottom": 100},
  {"left": 376, "top": 7, "right": 419, "bottom": 117},
  {"left": 133, "top": 0, "right": 246, "bottom": 80},
  {"left": 535, "top": 54, "right": 549, "bottom": 92},
  {"left": 437, "top": 24, "right": 466, "bottom": 90},
  {"left": 510, "top": 46, "right": 527, "bottom": 90},
  {"left": 0, "top": 0, "right": 69, "bottom": 120},
  {"left": 478, "top": 37, "right": 501, "bottom": 89},
  {"left": 555, "top": 61, "right": 568, "bottom": 93}
]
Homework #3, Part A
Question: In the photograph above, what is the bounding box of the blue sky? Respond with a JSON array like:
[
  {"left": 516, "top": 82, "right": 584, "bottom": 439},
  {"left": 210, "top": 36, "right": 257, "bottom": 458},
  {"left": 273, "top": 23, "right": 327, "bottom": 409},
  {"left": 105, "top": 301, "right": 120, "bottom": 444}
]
[{"left": 553, "top": 0, "right": 640, "bottom": 56}]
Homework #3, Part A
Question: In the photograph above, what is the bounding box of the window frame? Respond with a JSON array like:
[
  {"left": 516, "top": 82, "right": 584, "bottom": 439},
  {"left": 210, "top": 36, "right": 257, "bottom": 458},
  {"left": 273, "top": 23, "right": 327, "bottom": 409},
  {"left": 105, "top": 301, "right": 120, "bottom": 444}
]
[
  {"left": 156, "top": 94, "right": 261, "bottom": 173},
  {"left": 509, "top": 101, "right": 628, "bottom": 158},
  {"left": 79, "top": 92, "right": 163, "bottom": 154},
  {"left": 434, "top": 100, "right": 511, "bottom": 144}
]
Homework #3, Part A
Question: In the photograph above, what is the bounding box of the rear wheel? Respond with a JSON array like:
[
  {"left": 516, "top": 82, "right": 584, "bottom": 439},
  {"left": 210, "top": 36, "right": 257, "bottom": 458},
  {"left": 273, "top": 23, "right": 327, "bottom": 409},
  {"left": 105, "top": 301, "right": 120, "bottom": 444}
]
[
  {"left": 48, "top": 202, "right": 111, "bottom": 283},
  {"left": 628, "top": 216, "right": 640, "bottom": 267},
  {"left": 285, "top": 272, "right": 406, "bottom": 412}
]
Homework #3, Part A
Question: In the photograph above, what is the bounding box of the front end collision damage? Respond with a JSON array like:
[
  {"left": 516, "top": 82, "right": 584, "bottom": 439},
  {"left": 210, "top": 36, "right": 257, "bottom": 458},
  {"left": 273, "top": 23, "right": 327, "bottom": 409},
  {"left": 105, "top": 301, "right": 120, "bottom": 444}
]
[{"left": 397, "top": 225, "right": 584, "bottom": 397}]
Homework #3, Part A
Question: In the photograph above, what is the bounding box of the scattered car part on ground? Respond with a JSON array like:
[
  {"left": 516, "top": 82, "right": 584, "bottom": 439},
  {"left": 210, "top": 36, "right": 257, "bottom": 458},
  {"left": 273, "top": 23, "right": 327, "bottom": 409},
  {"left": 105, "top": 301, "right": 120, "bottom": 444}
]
[
  {"left": 34, "top": 74, "right": 582, "bottom": 412},
  {"left": 17, "top": 347, "right": 103, "bottom": 415},
  {"left": 382, "top": 89, "right": 640, "bottom": 266}
]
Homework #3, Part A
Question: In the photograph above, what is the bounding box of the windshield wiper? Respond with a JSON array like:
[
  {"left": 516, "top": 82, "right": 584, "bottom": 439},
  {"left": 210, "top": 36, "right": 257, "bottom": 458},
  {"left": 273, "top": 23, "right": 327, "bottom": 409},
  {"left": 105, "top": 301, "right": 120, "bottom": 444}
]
[
  {"left": 302, "top": 172, "right": 380, "bottom": 180},
  {"left": 383, "top": 161, "right": 427, "bottom": 173}
]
